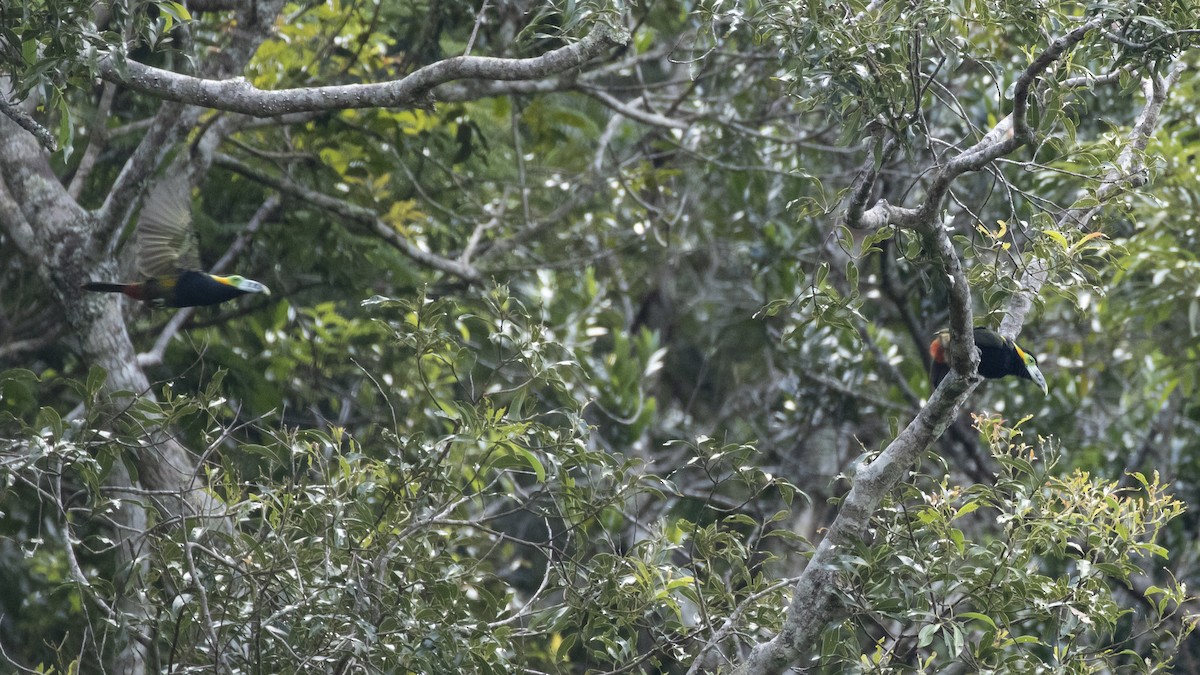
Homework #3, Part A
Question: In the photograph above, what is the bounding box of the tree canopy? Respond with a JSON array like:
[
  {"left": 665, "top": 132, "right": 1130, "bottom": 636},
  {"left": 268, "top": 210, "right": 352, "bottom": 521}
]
[{"left": 2, "top": 1, "right": 1199, "bottom": 673}]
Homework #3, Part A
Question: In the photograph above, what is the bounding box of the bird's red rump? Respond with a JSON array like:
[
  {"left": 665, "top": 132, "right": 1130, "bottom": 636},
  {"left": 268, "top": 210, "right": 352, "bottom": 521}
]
[
  {"left": 122, "top": 284, "right": 148, "bottom": 301},
  {"left": 929, "top": 336, "right": 946, "bottom": 364}
]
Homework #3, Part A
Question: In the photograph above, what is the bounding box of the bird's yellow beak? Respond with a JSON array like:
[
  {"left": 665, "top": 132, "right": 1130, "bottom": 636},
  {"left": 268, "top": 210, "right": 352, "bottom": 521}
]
[
  {"left": 219, "top": 275, "right": 271, "bottom": 295},
  {"left": 1019, "top": 349, "right": 1048, "bottom": 396}
]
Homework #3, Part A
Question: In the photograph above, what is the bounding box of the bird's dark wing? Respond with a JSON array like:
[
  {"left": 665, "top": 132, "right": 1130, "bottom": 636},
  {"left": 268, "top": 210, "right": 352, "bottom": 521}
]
[
  {"left": 930, "top": 359, "right": 950, "bottom": 389},
  {"left": 972, "top": 327, "right": 1008, "bottom": 350},
  {"left": 138, "top": 171, "right": 201, "bottom": 277}
]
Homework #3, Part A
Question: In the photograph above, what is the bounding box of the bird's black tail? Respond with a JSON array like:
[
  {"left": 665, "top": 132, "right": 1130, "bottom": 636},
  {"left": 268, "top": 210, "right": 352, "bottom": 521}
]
[{"left": 81, "top": 282, "right": 129, "bottom": 293}]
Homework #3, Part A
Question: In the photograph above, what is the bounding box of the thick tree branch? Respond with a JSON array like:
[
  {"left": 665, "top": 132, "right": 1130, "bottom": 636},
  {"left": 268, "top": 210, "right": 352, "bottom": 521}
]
[
  {"left": 94, "top": 102, "right": 188, "bottom": 244},
  {"left": 94, "top": 1, "right": 290, "bottom": 244},
  {"left": 98, "top": 25, "right": 628, "bottom": 116},
  {"left": 433, "top": 44, "right": 677, "bottom": 102}
]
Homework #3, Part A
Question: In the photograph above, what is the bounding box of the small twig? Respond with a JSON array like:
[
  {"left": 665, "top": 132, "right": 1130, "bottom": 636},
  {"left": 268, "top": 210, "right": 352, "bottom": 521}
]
[
  {"left": 214, "top": 153, "right": 482, "bottom": 282},
  {"left": 593, "top": 113, "right": 624, "bottom": 174},
  {"left": 210, "top": 193, "right": 280, "bottom": 274},
  {"left": 464, "top": 0, "right": 490, "bottom": 57},
  {"left": 579, "top": 86, "right": 690, "bottom": 129},
  {"left": 460, "top": 208, "right": 503, "bottom": 265},
  {"left": 0, "top": 96, "right": 57, "bottom": 152},
  {"left": 511, "top": 102, "right": 532, "bottom": 227},
  {"left": 69, "top": 83, "right": 118, "bottom": 200},
  {"left": 181, "top": 536, "right": 230, "bottom": 670}
]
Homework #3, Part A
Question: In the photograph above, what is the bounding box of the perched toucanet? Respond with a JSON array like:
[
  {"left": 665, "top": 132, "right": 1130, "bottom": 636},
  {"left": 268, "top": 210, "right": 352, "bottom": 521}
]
[
  {"left": 929, "top": 327, "right": 1048, "bottom": 395},
  {"left": 82, "top": 171, "right": 270, "bottom": 308}
]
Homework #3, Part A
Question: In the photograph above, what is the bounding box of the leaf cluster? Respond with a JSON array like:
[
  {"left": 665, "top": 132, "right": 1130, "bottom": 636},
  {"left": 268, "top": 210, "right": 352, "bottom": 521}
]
[{"left": 824, "top": 415, "right": 1192, "bottom": 673}]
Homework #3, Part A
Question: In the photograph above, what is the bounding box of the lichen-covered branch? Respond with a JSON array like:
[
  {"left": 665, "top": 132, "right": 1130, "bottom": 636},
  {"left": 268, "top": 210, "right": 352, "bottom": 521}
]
[
  {"left": 0, "top": 94, "right": 57, "bottom": 151},
  {"left": 99, "top": 25, "right": 627, "bottom": 116}
]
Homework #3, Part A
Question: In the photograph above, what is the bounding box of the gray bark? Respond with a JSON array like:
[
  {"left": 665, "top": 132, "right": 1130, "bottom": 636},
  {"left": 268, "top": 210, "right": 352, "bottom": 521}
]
[{"left": 98, "top": 25, "right": 627, "bottom": 117}]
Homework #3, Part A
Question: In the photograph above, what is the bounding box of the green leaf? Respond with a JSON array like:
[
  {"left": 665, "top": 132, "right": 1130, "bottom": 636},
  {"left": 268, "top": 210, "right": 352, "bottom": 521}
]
[
  {"left": 949, "top": 528, "right": 965, "bottom": 555},
  {"left": 917, "top": 623, "right": 939, "bottom": 648},
  {"left": 958, "top": 612, "right": 997, "bottom": 630},
  {"left": 86, "top": 366, "right": 108, "bottom": 398},
  {"left": 504, "top": 443, "right": 546, "bottom": 483},
  {"left": 952, "top": 500, "right": 980, "bottom": 520},
  {"left": 47, "top": 86, "right": 71, "bottom": 153},
  {"left": 1043, "top": 230, "right": 1069, "bottom": 250}
]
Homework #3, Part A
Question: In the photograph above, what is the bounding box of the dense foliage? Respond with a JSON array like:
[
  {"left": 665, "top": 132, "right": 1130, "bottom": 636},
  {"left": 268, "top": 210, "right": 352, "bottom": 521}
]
[{"left": 2, "top": 1, "right": 1199, "bottom": 672}]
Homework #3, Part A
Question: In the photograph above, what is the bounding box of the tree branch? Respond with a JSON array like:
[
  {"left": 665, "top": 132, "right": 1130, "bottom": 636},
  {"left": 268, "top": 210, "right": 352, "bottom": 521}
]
[
  {"left": 68, "top": 82, "right": 117, "bottom": 201},
  {"left": 1001, "top": 59, "right": 1184, "bottom": 336},
  {"left": 94, "top": 102, "right": 187, "bottom": 245},
  {"left": 578, "top": 86, "right": 690, "bottom": 129},
  {"left": 98, "top": 25, "right": 628, "bottom": 116},
  {"left": 95, "top": 0, "right": 290, "bottom": 241},
  {"left": 844, "top": 135, "right": 899, "bottom": 229},
  {"left": 213, "top": 153, "right": 482, "bottom": 282},
  {"left": 0, "top": 95, "right": 57, "bottom": 152}
]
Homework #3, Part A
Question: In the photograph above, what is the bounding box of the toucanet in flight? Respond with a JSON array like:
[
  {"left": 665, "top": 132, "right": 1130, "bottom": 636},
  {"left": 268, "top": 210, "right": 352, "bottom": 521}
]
[{"left": 82, "top": 171, "right": 270, "bottom": 308}]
